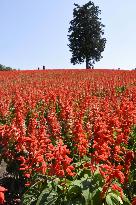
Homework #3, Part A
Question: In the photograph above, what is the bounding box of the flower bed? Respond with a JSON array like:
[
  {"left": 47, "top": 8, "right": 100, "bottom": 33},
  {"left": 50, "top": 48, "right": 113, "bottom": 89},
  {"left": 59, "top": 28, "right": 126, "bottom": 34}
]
[{"left": 0, "top": 69, "right": 135, "bottom": 204}]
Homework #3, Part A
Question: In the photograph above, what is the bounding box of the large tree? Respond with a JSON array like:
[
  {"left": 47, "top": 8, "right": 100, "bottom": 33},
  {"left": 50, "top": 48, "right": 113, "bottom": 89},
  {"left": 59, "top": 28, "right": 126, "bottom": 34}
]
[{"left": 68, "top": 1, "right": 106, "bottom": 69}]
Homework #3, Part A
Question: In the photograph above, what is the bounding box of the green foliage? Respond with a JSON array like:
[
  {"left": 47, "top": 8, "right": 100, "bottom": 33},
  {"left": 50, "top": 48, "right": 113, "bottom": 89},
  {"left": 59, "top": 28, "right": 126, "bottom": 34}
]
[
  {"left": 68, "top": 1, "right": 106, "bottom": 68},
  {"left": 36, "top": 188, "right": 57, "bottom": 205},
  {"left": 115, "top": 86, "right": 126, "bottom": 94},
  {"left": 22, "top": 167, "right": 131, "bottom": 205},
  {"left": 22, "top": 170, "right": 102, "bottom": 205},
  {"left": 129, "top": 125, "right": 136, "bottom": 152},
  {"left": 22, "top": 174, "right": 48, "bottom": 205},
  {"left": 0, "top": 64, "right": 13, "bottom": 71},
  {"left": 105, "top": 191, "right": 131, "bottom": 205},
  {"left": 124, "top": 125, "right": 136, "bottom": 201}
]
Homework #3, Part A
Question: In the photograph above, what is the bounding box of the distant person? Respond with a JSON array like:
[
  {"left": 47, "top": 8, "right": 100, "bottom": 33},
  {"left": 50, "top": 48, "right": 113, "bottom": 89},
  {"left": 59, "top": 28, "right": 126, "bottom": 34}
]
[{"left": 43, "top": 66, "right": 45, "bottom": 70}]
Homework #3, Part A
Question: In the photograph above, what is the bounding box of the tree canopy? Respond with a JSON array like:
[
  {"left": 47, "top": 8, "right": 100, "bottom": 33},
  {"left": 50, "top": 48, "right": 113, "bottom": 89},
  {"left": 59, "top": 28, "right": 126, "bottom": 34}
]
[
  {"left": 0, "top": 64, "right": 13, "bottom": 71},
  {"left": 68, "top": 1, "right": 106, "bottom": 69}
]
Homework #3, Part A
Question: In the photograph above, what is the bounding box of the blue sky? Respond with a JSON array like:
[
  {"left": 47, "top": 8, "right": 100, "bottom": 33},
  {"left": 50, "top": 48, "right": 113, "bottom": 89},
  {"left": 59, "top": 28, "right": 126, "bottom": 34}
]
[{"left": 0, "top": 0, "right": 136, "bottom": 70}]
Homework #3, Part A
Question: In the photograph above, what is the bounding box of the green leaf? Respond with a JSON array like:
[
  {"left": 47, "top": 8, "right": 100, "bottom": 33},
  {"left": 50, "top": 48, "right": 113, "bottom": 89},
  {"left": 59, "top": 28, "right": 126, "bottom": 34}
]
[
  {"left": 92, "top": 188, "right": 102, "bottom": 205},
  {"left": 106, "top": 194, "right": 113, "bottom": 205},
  {"left": 45, "top": 195, "right": 58, "bottom": 205},
  {"left": 69, "top": 196, "right": 85, "bottom": 205},
  {"left": 109, "top": 193, "right": 123, "bottom": 204},
  {"left": 92, "top": 169, "right": 103, "bottom": 187},
  {"left": 22, "top": 193, "right": 37, "bottom": 205},
  {"left": 82, "top": 188, "right": 92, "bottom": 203},
  {"left": 36, "top": 188, "right": 57, "bottom": 205},
  {"left": 106, "top": 192, "right": 125, "bottom": 205},
  {"left": 68, "top": 185, "right": 82, "bottom": 196},
  {"left": 73, "top": 179, "right": 82, "bottom": 187},
  {"left": 122, "top": 194, "right": 131, "bottom": 205}
]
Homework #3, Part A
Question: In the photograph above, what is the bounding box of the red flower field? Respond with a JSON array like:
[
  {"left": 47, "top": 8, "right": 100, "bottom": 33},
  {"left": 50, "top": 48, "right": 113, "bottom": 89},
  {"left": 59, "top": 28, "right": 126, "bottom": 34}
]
[{"left": 0, "top": 69, "right": 135, "bottom": 204}]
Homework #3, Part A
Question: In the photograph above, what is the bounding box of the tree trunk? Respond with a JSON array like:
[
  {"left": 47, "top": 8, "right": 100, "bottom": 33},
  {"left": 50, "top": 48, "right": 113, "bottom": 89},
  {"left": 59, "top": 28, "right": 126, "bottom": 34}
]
[{"left": 86, "top": 58, "right": 89, "bottom": 69}]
